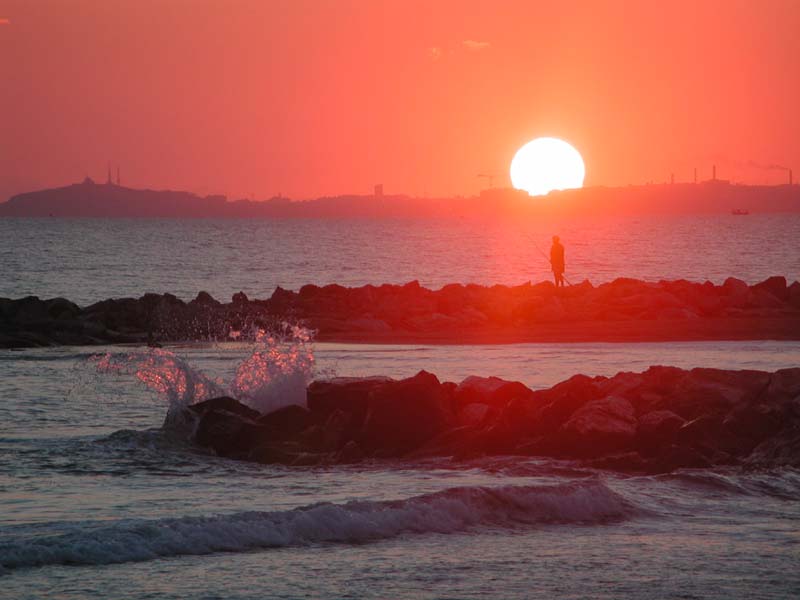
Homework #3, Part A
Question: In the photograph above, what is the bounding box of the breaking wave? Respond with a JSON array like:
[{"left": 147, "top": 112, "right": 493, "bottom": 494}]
[
  {"left": 0, "top": 481, "right": 635, "bottom": 572},
  {"left": 90, "top": 324, "right": 315, "bottom": 415}
]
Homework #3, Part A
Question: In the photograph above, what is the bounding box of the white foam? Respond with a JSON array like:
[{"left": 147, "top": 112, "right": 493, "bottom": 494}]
[
  {"left": 0, "top": 481, "right": 635, "bottom": 572},
  {"left": 91, "top": 324, "right": 315, "bottom": 416}
]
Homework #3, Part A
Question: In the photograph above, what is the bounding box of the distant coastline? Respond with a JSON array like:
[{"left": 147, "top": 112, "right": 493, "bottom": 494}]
[{"left": 1, "top": 177, "right": 798, "bottom": 218}]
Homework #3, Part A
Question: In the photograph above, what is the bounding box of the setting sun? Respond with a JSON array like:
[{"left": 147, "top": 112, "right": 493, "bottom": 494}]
[{"left": 510, "top": 137, "right": 586, "bottom": 196}]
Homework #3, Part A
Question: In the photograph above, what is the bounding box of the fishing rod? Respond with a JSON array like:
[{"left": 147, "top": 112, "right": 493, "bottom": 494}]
[{"left": 531, "top": 238, "right": 573, "bottom": 287}]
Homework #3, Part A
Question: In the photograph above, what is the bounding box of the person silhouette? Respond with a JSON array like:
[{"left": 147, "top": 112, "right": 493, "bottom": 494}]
[{"left": 550, "top": 235, "right": 565, "bottom": 288}]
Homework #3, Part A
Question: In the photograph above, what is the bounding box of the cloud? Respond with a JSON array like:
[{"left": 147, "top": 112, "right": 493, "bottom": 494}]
[
  {"left": 462, "top": 40, "right": 490, "bottom": 51},
  {"left": 746, "top": 160, "right": 789, "bottom": 172},
  {"left": 710, "top": 155, "right": 789, "bottom": 172},
  {"left": 428, "top": 47, "right": 443, "bottom": 61}
]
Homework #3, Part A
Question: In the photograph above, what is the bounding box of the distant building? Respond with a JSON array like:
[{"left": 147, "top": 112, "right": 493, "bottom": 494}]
[{"left": 374, "top": 184, "right": 383, "bottom": 198}]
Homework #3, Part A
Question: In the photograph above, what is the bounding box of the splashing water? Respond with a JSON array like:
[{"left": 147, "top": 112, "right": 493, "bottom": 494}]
[
  {"left": 230, "top": 325, "right": 315, "bottom": 414},
  {"left": 91, "top": 324, "right": 316, "bottom": 416}
]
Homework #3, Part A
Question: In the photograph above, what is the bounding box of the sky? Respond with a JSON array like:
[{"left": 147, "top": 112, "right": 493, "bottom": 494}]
[{"left": 1, "top": 0, "right": 799, "bottom": 201}]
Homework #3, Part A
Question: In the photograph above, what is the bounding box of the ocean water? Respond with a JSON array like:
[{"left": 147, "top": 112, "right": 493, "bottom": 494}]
[
  {"left": 2, "top": 215, "right": 800, "bottom": 598},
  {"left": 1, "top": 340, "right": 800, "bottom": 599},
  {"left": 1, "top": 214, "right": 799, "bottom": 304}
]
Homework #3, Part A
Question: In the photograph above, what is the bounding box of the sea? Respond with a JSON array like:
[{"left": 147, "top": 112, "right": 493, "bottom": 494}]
[{"left": 1, "top": 215, "right": 800, "bottom": 599}]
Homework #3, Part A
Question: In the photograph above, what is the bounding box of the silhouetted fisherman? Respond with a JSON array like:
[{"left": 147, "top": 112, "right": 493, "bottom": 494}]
[{"left": 550, "top": 235, "right": 565, "bottom": 288}]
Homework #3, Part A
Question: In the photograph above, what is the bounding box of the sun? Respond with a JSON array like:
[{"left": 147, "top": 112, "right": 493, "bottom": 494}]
[{"left": 510, "top": 137, "right": 585, "bottom": 196}]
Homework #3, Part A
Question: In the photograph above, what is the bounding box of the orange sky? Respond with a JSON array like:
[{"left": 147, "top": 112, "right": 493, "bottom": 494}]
[{"left": 1, "top": 0, "right": 798, "bottom": 201}]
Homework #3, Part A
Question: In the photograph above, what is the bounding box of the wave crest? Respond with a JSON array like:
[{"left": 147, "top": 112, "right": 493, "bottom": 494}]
[{"left": 0, "top": 481, "right": 634, "bottom": 572}]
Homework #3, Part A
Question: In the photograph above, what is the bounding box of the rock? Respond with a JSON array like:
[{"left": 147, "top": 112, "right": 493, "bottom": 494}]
[
  {"left": 175, "top": 367, "right": 800, "bottom": 473},
  {"left": 674, "top": 414, "right": 740, "bottom": 456},
  {"left": 335, "top": 440, "right": 365, "bottom": 463},
  {"left": 257, "top": 405, "right": 311, "bottom": 437},
  {"left": 650, "top": 444, "right": 713, "bottom": 471},
  {"left": 722, "top": 277, "right": 749, "bottom": 297},
  {"left": 748, "top": 289, "right": 785, "bottom": 309},
  {"left": 192, "top": 291, "right": 220, "bottom": 306},
  {"left": 346, "top": 316, "right": 392, "bottom": 332},
  {"left": 752, "top": 276, "right": 788, "bottom": 301},
  {"left": 189, "top": 396, "right": 261, "bottom": 420},
  {"left": 638, "top": 410, "right": 685, "bottom": 440},
  {"left": 248, "top": 441, "right": 306, "bottom": 465},
  {"left": 458, "top": 403, "right": 492, "bottom": 427},
  {"left": 657, "top": 307, "right": 699, "bottom": 319},
  {"left": 529, "top": 374, "right": 601, "bottom": 434},
  {"left": 194, "top": 408, "right": 267, "bottom": 458},
  {"left": 358, "top": 370, "right": 452, "bottom": 456},
  {"left": 557, "top": 395, "right": 637, "bottom": 456},
  {"left": 307, "top": 376, "right": 392, "bottom": 421},
  {"left": 45, "top": 297, "right": 81, "bottom": 320},
  {"left": 637, "top": 410, "right": 686, "bottom": 454},
  {"left": 454, "top": 376, "right": 533, "bottom": 409},
  {"left": 231, "top": 291, "right": 249, "bottom": 304},
  {"left": 789, "top": 281, "right": 800, "bottom": 308}
]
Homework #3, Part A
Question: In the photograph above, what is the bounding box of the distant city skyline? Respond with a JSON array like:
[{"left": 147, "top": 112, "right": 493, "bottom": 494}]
[{"left": 1, "top": 1, "right": 799, "bottom": 203}]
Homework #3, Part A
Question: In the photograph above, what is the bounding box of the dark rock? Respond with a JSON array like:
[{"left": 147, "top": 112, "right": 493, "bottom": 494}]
[
  {"left": 752, "top": 276, "right": 788, "bottom": 301},
  {"left": 45, "top": 297, "right": 81, "bottom": 320},
  {"left": 722, "top": 277, "right": 749, "bottom": 297},
  {"left": 335, "top": 440, "right": 365, "bottom": 463},
  {"left": 177, "top": 366, "right": 800, "bottom": 473},
  {"left": 195, "top": 409, "right": 267, "bottom": 458},
  {"left": 358, "top": 370, "right": 452, "bottom": 456},
  {"left": 557, "top": 395, "right": 638, "bottom": 456},
  {"left": 189, "top": 396, "right": 261, "bottom": 420},
  {"left": 454, "top": 376, "right": 534, "bottom": 410},
  {"left": 192, "top": 291, "right": 219, "bottom": 306},
  {"left": 529, "top": 374, "right": 601, "bottom": 434},
  {"left": 637, "top": 410, "right": 686, "bottom": 454},
  {"left": 257, "top": 405, "right": 311, "bottom": 437},
  {"left": 307, "top": 376, "right": 392, "bottom": 423},
  {"left": 650, "top": 444, "right": 713, "bottom": 471}
]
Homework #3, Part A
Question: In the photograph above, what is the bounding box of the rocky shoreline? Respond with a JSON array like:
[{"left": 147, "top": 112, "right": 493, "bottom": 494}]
[
  {"left": 170, "top": 366, "right": 800, "bottom": 473},
  {"left": 2, "top": 276, "right": 800, "bottom": 348}
]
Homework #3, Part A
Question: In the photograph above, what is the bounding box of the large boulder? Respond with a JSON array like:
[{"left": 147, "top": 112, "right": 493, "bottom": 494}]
[
  {"left": 454, "top": 376, "right": 534, "bottom": 410},
  {"left": 358, "top": 370, "right": 453, "bottom": 456},
  {"left": 557, "top": 395, "right": 638, "bottom": 456},
  {"left": 752, "top": 276, "right": 788, "bottom": 302},
  {"left": 178, "top": 397, "right": 267, "bottom": 458},
  {"left": 637, "top": 410, "right": 686, "bottom": 455}
]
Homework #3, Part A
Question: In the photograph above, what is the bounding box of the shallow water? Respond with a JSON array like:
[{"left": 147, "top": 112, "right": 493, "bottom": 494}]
[
  {"left": 1, "top": 341, "right": 799, "bottom": 598},
  {"left": 2, "top": 214, "right": 799, "bottom": 304}
]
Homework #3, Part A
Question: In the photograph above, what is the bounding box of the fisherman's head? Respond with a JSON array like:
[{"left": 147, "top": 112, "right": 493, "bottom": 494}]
[{"left": 552, "top": 235, "right": 560, "bottom": 244}]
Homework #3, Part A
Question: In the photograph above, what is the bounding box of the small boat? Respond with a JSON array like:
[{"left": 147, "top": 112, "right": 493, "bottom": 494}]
[{"left": 731, "top": 209, "right": 749, "bottom": 215}]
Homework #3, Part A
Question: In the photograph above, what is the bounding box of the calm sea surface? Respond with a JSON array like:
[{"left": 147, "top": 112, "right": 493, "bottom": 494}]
[
  {"left": 2, "top": 215, "right": 799, "bottom": 304},
  {"left": 1, "top": 215, "right": 799, "bottom": 598}
]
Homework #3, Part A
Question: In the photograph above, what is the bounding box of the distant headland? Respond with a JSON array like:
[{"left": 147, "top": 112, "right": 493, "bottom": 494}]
[{"left": 1, "top": 175, "right": 798, "bottom": 218}]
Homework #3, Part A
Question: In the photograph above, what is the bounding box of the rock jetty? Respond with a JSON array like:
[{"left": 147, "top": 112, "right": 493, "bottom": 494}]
[
  {"left": 172, "top": 366, "right": 800, "bottom": 473},
  {"left": 2, "top": 276, "right": 800, "bottom": 348}
]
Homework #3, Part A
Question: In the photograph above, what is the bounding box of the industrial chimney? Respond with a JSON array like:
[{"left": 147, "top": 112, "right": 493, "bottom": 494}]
[{"left": 712, "top": 165, "right": 716, "bottom": 181}]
